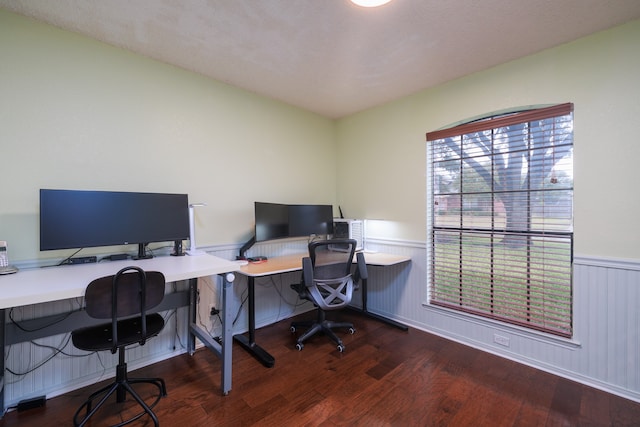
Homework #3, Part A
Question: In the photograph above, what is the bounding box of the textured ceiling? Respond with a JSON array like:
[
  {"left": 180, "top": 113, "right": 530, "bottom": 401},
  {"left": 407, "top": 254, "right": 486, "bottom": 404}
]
[{"left": 2, "top": 0, "right": 640, "bottom": 118}]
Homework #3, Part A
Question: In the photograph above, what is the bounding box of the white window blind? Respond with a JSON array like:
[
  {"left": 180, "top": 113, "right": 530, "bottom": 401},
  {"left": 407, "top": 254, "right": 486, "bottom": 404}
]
[{"left": 426, "top": 103, "right": 574, "bottom": 337}]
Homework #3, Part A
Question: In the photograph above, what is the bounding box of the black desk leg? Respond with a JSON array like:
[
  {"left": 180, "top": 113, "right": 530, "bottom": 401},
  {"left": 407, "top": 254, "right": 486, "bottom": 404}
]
[
  {"left": 187, "top": 278, "right": 198, "bottom": 355},
  {"left": 348, "top": 278, "right": 409, "bottom": 331},
  {"left": 233, "top": 276, "right": 275, "bottom": 368},
  {"left": 1, "top": 308, "right": 5, "bottom": 418}
]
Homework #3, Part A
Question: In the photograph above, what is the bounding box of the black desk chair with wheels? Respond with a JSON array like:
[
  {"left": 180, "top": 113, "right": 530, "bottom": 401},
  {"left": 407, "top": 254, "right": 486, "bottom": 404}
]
[
  {"left": 290, "top": 239, "right": 367, "bottom": 352},
  {"left": 71, "top": 266, "right": 167, "bottom": 427}
]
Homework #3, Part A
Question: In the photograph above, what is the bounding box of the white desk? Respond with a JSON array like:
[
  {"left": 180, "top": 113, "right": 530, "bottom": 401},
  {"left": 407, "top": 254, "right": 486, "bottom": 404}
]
[
  {"left": 235, "top": 251, "right": 411, "bottom": 367},
  {"left": 0, "top": 254, "right": 239, "bottom": 416}
]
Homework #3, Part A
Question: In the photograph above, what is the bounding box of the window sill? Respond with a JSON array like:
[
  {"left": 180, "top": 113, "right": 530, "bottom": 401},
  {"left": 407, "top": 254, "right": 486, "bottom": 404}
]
[{"left": 422, "top": 302, "right": 582, "bottom": 350}]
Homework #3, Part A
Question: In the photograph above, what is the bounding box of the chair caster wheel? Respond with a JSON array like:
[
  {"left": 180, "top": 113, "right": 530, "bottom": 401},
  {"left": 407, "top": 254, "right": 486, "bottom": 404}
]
[
  {"left": 348, "top": 327, "right": 356, "bottom": 334},
  {"left": 295, "top": 343, "right": 304, "bottom": 351},
  {"left": 337, "top": 344, "right": 345, "bottom": 353}
]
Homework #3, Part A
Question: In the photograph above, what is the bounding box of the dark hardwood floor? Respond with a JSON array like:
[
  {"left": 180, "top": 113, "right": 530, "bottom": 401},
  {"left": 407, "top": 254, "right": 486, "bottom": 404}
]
[{"left": 2, "top": 311, "right": 639, "bottom": 426}]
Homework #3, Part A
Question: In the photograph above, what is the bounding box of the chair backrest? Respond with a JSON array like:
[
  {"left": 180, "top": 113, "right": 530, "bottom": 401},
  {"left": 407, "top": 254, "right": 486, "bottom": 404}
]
[
  {"left": 84, "top": 266, "right": 165, "bottom": 353},
  {"left": 309, "top": 239, "right": 356, "bottom": 279},
  {"left": 304, "top": 239, "right": 357, "bottom": 310},
  {"left": 84, "top": 266, "right": 165, "bottom": 319}
]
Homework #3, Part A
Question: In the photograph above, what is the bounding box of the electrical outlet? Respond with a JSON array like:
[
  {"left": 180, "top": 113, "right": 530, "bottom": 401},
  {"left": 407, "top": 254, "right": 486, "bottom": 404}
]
[{"left": 493, "top": 334, "right": 510, "bottom": 347}]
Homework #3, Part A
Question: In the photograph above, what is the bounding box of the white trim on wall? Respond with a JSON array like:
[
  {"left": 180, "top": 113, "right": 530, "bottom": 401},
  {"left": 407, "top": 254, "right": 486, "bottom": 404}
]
[
  {"left": 358, "top": 238, "right": 640, "bottom": 403},
  {"left": 5, "top": 239, "right": 639, "bottom": 407}
]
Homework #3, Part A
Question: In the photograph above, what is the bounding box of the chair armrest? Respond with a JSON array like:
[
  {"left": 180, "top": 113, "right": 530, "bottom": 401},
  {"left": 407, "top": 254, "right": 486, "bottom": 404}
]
[
  {"left": 354, "top": 252, "right": 368, "bottom": 282},
  {"left": 302, "top": 257, "right": 314, "bottom": 287}
]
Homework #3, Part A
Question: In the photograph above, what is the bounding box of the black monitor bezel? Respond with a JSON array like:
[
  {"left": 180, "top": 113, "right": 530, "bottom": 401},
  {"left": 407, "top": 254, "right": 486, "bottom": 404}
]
[
  {"left": 253, "top": 201, "right": 334, "bottom": 243},
  {"left": 288, "top": 204, "right": 334, "bottom": 238},
  {"left": 39, "top": 189, "right": 190, "bottom": 252},
  {"left": 254, "top": 202, "right": 290, "bottom": 242}
]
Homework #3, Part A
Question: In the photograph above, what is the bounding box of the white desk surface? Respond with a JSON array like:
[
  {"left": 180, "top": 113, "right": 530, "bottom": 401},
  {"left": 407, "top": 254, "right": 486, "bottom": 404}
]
[
  {"left": 0, "top": 254, "right": 240, "bottom": 309},
  {"left": 238, "top": 251, "right": 411, "bottom": 277}
]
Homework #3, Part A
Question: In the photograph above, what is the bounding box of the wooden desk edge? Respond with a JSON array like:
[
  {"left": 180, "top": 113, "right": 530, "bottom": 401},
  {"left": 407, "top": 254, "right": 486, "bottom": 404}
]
[
  {"left": 362, "top": 252, "right": 411, "bottom": 266},
  {"left": 236, "top": 252, "right": 411, "bottom": 276}
]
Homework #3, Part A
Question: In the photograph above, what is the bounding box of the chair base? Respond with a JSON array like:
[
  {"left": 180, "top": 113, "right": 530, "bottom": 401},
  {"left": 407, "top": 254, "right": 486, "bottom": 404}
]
[
  {"left": 291, "top": 309, "right": 355, "bottom": 352},
  {"left": 74, "top": 350, "right": 167, "bottom": 427}
]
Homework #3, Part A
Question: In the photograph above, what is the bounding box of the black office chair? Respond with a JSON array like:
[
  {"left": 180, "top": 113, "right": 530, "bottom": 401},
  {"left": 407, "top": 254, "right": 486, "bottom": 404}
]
[
  {"left": 71, "top": 266, "right": 167, "bottom": 427},
  {"left": 290, "top": 239, "right": 367, "bottom": 352}
]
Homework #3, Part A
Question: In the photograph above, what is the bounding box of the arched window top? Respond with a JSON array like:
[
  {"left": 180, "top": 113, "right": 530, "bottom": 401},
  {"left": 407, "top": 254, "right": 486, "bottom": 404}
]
[{"left": 426, "top": 103, "right": 573, "bottom": 141}]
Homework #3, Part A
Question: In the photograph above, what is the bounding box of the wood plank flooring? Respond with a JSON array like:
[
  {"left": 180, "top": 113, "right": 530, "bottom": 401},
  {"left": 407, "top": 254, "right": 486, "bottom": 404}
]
[{"left": 2, "top": 311, "right": 639, "bottom": 426}]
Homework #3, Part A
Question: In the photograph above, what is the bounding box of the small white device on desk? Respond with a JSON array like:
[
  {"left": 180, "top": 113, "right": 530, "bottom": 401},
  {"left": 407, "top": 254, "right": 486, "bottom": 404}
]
[
  {"left": 0, "top": 241, "right": 18, "bottom": 275},
  {"left": 332, "top": 219, "right": 364, "bottom": 251}
]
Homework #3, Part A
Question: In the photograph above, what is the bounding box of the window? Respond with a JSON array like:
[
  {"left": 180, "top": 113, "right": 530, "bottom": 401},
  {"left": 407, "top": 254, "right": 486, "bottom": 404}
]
[{"left": 426, "top": 103, "right": 574, "bottom": 337}]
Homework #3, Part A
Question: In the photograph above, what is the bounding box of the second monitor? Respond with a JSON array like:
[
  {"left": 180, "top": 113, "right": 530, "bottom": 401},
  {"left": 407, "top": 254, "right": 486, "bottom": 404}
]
[
  {"left": 254, "top": 202, "right": 334, "bottom": 242},
  {"left": 239, "top": 202, "right": 334, "bottom": 259}
]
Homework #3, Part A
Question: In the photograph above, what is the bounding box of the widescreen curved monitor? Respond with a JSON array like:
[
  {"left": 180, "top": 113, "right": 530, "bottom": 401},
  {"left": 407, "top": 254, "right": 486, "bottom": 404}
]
[
  {"left": 254, "top": 202, "right": 334, "bottom": 242},
  {"left": 40, "top": 189, "right": 190, "bottom": 254}
]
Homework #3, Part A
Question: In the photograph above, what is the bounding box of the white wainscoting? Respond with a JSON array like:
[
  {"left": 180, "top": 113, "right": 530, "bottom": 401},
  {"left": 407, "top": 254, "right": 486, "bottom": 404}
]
[
  {"left": 2, "top": 239, "right": 315, "bottom": 408},
  {"left": 195, "top": 241, "right": 315, "bottom": 340},
  {"left": 4, "top": 281, "right": 191, "bottom": 407},
  {"left": 342, "top": 239, "right": 640, "bottom": 403},
  {"left": 4, "top": 239, "right": 639, "bottom": 407}
]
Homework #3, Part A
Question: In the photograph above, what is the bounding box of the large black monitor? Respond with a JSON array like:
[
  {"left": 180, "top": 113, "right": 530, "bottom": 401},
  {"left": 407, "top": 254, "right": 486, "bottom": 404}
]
[
  {"left": 288, "top": 204, "right": 334, "bottom": 237},
  {"left": 40, "top": 189, "right": 190, "bottom": 259},
  {"left": 239, "top": 202, "right": 334, "bottom": 259},
  {"left": 254, "top": 202, "right": 289, "bottom": 242},
  {"left": 254, "top": 202, "right": 333, "bottom": 242}
]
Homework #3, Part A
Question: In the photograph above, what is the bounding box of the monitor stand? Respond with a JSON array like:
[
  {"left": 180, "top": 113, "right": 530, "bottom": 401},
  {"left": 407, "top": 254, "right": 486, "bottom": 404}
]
[{"left": 133, "top": 243, "right": 153, "bottom": 260}]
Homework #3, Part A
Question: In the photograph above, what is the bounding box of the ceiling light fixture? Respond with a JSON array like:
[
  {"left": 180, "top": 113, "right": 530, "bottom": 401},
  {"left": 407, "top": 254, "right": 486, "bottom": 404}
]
[{"left": 350, "top": 0, "right": 393, "bottom": 7}]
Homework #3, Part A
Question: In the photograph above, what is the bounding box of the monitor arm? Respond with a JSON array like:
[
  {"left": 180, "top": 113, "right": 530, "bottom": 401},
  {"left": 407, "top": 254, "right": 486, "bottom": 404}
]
[{"left": 237, "top": 235, "right": 256, "bottom": 260}]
